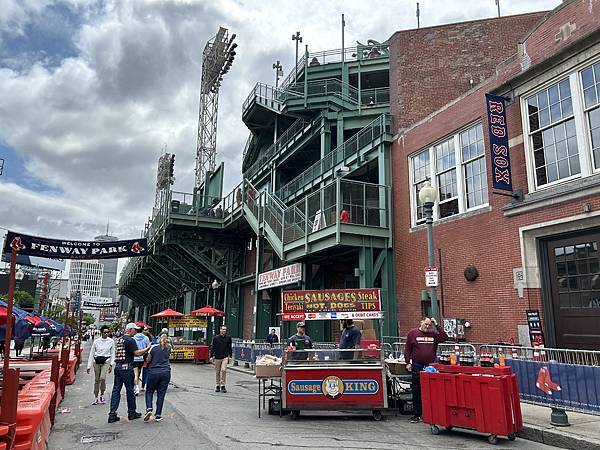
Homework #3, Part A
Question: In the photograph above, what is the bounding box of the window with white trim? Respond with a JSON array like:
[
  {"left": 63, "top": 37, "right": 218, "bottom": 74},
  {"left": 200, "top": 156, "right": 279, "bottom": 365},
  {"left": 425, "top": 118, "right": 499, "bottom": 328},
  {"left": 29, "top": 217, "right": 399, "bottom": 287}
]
[
  {"left": 526, "top": 78, "right": 578, "bottom": 186},
  {"left": 582, "top": 61, "right": 600, "bottom": 170},
  {"left": 410, "top": 123, "right": 488, "bottom": 225},
  {"left": 522, "top": 60, "right": 600, "bottom": 191}
]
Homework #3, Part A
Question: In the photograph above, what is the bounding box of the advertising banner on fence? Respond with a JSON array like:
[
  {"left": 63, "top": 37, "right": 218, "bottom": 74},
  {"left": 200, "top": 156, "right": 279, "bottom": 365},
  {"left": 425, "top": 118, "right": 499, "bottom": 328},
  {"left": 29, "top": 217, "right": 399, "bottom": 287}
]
[
  {"left": 82, "top": 295, "right": 119, "bottom": 309},
  {"left": 508, "top": 359, "right": 600, "bottom": 414},
  {"left": 169, "top": 345, "right": 196, "bottom": 360},
  {"left": 485, "top": 93, "right": 513, "bottom": 192},
  {"left": 258, "top": 263, "right": 302, "bottom": 290},
  {"left": 2, "top": 230, "right": 148, "bottom": 260},
  {"left": 282, "top": 288, "right": 382, "bottom": 321},
  {"left": 284, "top": 367, "right": 385, "bottom": 409},
  {"left": 168, "top": 315, "right": 208, "bottom": 330}
]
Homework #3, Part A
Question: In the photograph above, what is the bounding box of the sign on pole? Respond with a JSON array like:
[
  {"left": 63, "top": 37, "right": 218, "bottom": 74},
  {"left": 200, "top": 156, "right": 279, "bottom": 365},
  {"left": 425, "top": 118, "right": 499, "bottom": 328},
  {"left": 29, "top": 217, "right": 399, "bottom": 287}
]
[
  {"left": 425, "top": 266, "right": 438, "bottom": 287},
  {"left": 258, "top": 263, "right": 302, "bottom": 290}
]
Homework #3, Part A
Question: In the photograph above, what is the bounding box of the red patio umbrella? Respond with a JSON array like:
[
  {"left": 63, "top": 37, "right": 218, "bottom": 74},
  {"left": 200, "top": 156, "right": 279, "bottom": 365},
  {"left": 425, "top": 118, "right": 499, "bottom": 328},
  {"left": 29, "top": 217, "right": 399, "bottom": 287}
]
[
  {"left": 150, "top": 308, "right": 184, "bottom": 318},
  {"left": 135, "top": 321, "right": 151, "bottom": 329},
  {"left": 191, "top": 305, "right": 224, "bottom": 317}
]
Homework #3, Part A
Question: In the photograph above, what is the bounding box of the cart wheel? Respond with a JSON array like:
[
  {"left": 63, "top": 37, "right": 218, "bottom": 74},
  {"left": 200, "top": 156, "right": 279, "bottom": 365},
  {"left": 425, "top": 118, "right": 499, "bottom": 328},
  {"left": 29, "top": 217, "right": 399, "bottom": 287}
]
[
  {"left": 507, "top": 433, "right": 516, "bottom": 441},
  {"left": 487, "top": 435, "right": 498, "bottom": 445},
  {"left": 430, "top": 425, "right": 440, "bottom": 435},
  {"left": 290, "top": 410, "right": 300, "bottom": 420},
  {"left": 372, "top": 410, "right": 383, "bottom": 421}
]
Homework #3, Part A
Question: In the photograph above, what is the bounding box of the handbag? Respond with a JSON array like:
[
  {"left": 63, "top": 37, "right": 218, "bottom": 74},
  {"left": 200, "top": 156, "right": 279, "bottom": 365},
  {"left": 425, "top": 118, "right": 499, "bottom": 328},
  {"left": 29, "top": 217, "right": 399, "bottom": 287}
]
[{"left": 94, "top": 355, "right": 109, "bottom": 364}]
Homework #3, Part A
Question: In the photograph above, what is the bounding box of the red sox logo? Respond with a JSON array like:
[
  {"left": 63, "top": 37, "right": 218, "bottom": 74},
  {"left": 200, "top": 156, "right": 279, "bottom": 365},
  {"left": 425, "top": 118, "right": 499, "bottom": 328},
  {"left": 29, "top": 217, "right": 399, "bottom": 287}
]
[
  {"left": 130, "top": 241, "right": 145, "bottom": 254},
  {"left": 10, "top": 237, "right": 26, "bottom": 252}
]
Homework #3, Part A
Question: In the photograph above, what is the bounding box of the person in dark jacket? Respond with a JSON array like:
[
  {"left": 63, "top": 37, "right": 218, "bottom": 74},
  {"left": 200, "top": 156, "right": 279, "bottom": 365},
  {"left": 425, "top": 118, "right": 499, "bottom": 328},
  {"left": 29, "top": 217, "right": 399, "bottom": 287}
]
[
  {"left": 404, "top": 317, "right": 448, "bottom": 423},
  {"left": 265, "top": 328, "right": 279, "bottom": 345},
  {"left": 210, "top": 325, "right": 232, "bottom": 393}
]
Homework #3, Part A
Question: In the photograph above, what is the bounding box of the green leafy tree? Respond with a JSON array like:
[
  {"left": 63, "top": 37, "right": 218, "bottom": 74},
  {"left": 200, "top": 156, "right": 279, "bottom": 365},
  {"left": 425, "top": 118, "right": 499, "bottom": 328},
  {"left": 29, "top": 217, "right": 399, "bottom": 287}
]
[
  {"left": 83, "top": 313, "right": 96, "bottom": 326},
  {"left": 14, "top": 290, "right": 35, "bottom": 311}
]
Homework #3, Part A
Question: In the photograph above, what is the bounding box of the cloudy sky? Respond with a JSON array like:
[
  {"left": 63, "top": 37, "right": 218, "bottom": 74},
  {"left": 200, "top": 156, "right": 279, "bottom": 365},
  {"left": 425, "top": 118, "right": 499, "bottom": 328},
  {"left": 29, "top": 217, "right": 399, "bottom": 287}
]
[{"left": 0, "top": 0, "right": 561, "bottom": 273}]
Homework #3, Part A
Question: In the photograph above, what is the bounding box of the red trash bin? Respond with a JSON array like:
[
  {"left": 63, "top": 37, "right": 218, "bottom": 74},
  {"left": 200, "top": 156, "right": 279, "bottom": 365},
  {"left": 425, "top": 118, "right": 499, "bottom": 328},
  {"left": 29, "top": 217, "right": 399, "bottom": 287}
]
[
  {"left": 194, "top": 345, "right": 210, "bottom": 364},
  {"left": 420, "top": 364, "right": 522, "bottom": 445}
]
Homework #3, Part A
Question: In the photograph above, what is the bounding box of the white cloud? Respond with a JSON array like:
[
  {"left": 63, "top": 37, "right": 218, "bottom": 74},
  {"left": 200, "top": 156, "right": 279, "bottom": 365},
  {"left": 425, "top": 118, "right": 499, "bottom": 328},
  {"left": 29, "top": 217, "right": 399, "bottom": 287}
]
[{"left": 0, "top": 0, "right": 561, "bottom": 252}]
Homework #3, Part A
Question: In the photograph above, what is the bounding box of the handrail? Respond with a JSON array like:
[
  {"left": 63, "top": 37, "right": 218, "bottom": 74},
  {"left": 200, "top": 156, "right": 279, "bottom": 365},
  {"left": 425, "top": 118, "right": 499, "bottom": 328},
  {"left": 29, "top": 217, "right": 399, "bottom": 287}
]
[
  {"left": 279, "top": 43, "right": 390, "bottom": 89},
  {"left": 242, "top": 133, "right": 257, "bottom": 161},
  {"left": 244, "top": 118, "right": 309, "bottom": 180},
  {"left": 277, "top": 114, "right": 390, "bottom": 200}
]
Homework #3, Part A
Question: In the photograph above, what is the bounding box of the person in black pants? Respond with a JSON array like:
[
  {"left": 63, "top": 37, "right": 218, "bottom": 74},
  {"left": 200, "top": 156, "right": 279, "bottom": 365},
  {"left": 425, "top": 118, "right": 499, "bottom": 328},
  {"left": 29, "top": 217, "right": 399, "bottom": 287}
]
[
  {"left": 404, "top": 317, "right": 448, "bottom": 423},
  {"left": 108, "top": 323, "right": 152, "bottom": 423}
]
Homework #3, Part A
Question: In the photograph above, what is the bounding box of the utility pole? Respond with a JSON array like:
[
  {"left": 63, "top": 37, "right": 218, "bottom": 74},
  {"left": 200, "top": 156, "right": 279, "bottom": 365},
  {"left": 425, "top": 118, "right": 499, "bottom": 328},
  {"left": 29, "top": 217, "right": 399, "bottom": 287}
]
[
  {"left": 496, "top": 0, "right": 500, "bottom": 17},
  {"left": 292, "top": 31, "right": 302, "bottom": 84},
  {"left": 273, "top": 60, "right": 283, "bottom": 88},
  {"left": 341, "top": 14, "right": 345, "bottom": 62},
  {"left": 417, "top": 3, "right": 420, "bottom": 29}
]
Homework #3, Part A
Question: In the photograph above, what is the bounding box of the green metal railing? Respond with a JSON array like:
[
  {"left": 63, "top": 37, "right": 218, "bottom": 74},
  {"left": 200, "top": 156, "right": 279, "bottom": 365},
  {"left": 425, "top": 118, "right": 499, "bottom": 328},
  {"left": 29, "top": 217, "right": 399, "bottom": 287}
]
[
  {"left": 279, "top": 43, "right": 390, "bottom": 89},
  {"left": 277, "top": 114, "right": 391, "bottom": 201},
  {"left": 360, "top": 87, "right": 390, "bottom": 106},
  {"left": 244, "top": 117, "right": 313, "bottom": 180}
]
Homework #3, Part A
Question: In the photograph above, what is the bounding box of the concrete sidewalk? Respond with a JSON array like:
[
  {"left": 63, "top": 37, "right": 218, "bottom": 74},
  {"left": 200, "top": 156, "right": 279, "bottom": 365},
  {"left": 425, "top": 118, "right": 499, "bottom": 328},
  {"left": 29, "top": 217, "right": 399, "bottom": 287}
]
[
  {"left": 48, "top": 343, "right": 204, "bottom": 449},
  {"left": 231, "top": 363, "right": 600, "bottom": 450},
  {"left": 519, "top": 404, "right": 600, "bottom": 450}
]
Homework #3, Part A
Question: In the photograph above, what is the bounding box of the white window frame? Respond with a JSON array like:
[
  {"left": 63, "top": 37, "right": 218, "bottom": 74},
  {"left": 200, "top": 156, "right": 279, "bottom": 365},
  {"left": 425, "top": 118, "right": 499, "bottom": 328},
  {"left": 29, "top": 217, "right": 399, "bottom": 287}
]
[
  {"left": 581, "top": 59, "right": 600, "bottom": 175},
  {"left": 521, "top": 56, "right": 600, "bottom": 193},
  {"left": 409, "top": 122, "right": 489, "bottom": 227}
]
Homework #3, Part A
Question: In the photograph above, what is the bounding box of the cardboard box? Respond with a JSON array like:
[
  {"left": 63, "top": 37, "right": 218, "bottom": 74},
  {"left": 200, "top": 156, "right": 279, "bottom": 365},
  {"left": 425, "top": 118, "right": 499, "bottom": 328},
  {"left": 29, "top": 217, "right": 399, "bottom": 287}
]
[
  {"left": 255, "top": 364, "right": 281, "bottom": 378},
  {"left": 362, "top": 328, "right": 377, "bottom": 340},
  {"left": 387, "top": 362, "right": 409, "bottom": 375}
]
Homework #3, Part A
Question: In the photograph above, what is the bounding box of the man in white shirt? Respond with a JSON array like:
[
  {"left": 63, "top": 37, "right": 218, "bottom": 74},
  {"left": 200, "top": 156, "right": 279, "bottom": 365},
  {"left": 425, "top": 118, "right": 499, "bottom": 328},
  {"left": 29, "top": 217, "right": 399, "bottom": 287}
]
[{"left": 87, "top": 325, "right": 116, "bottom": 405}]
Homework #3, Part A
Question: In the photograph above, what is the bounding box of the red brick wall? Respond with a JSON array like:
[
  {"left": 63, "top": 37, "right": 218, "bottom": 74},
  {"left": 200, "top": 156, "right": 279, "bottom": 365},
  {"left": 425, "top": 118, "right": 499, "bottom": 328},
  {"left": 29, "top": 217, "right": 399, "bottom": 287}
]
[
  {"left": 390, "top": 0, "right": 600, "bottom": 343},
  {"left": 389, "top": 12, "right": 545, "bottom": 130}
]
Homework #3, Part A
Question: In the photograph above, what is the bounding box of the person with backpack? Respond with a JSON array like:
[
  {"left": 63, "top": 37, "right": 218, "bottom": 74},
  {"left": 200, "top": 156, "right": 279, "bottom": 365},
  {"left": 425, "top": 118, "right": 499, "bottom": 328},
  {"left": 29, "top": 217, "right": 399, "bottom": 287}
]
[{"left": 87, "top": 325, "right": 115, "bottom": 405}]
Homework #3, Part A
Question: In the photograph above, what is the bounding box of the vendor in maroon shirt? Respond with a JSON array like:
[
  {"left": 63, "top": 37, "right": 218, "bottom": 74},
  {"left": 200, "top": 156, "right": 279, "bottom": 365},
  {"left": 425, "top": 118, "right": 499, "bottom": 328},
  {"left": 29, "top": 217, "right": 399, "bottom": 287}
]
[{"left": 404, "top": 317, "right": 448, "bottom": 423}]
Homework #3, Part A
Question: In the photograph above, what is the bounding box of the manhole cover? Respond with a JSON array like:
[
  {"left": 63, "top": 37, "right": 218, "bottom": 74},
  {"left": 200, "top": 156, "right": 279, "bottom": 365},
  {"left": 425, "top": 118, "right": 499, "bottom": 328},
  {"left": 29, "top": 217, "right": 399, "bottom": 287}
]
[{"left": 81, "top": 433, "right": 118, "bottom": 444}]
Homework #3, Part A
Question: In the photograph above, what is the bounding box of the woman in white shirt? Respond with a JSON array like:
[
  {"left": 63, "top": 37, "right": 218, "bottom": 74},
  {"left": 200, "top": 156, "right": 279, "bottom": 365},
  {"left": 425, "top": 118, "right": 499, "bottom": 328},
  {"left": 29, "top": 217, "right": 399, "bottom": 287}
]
[{"left": 87, "top": 325, "right": 115, "bottom": 405}]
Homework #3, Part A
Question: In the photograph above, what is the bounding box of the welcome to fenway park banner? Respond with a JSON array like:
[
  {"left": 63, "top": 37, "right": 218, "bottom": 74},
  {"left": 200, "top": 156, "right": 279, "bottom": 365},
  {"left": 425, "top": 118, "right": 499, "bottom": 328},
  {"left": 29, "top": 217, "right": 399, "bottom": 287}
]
[{"left": 2, "top": 230, "right": 148, "bottom": 260}]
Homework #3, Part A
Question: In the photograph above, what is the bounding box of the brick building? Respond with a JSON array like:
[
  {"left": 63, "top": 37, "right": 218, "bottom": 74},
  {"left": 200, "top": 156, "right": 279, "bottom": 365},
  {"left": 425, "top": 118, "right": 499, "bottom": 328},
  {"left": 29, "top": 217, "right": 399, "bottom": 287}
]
[{"left": 391, "top": 0, "right": 600, "bottom": 349}]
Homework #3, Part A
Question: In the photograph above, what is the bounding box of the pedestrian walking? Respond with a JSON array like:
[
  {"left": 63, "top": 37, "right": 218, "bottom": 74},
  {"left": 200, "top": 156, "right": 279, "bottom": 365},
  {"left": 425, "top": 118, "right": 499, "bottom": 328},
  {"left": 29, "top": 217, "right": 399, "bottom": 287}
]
[
  {"left": 108, "top": 323, "right": 151, "bottom": 423},
  {"left": 14, "top": 338, "right": 25, "bottom": 357},
  {"left": 144, "top": 333, "right": 172, "bottom": 422},
  {"left": 141, "top": 328, "right": 154, "bottom": 392},
  {"left": 132, "top": 325, "right": 150, "bottom": 395},
  {"left": 87, "top": 325, "right": 115, "bottom": 405},
  {"left": 287, "top": 321, "right": 313, "bottom": 361},
  {"left": 404, "top": 317, "right": 448, "bottom": 423},
  {"left": 209, "top": 325, "right": 232, "bottom": 393}
]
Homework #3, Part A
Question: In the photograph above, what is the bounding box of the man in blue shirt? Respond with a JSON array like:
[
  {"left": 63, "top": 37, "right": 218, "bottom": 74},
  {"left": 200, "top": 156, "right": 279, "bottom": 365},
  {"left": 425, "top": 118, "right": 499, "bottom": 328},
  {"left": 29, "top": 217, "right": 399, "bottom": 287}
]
[{"left": 339, "top": 319, "right": 361, "bottom": 360}]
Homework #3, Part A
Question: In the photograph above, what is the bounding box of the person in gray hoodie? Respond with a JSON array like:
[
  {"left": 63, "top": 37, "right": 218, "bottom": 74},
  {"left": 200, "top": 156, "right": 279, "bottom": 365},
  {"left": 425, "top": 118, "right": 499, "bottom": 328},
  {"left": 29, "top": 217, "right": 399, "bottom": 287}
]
[{"left": 132, "top": 326, "right": 150, "bottom": 395}]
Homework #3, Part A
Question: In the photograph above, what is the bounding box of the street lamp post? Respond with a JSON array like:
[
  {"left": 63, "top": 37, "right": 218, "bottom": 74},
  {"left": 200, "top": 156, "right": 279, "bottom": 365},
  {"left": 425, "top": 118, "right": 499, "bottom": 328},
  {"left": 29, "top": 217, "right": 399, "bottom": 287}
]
[
  {"left": 273, "top": 60, "right": 283, "bottom": 88},
  {"left": 292, "top": 31, "right": 302, "bottom": 84},
  {"left": 418, "top": 180, "right": 440, "bottom": 322}
]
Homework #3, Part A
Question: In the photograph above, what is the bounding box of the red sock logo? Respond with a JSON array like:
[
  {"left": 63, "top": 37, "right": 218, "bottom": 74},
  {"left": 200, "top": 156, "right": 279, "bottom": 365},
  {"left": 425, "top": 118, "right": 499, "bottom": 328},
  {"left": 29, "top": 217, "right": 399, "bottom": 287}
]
[{"left": 536, "top": 366, "right": 561, "bottom": 395}]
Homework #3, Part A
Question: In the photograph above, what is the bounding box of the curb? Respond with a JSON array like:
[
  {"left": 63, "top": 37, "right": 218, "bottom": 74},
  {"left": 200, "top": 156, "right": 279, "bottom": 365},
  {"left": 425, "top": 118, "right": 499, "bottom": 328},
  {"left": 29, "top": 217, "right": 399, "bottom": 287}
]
[{"left": 519, "top": 423, "right": 600, "bottom": 450}]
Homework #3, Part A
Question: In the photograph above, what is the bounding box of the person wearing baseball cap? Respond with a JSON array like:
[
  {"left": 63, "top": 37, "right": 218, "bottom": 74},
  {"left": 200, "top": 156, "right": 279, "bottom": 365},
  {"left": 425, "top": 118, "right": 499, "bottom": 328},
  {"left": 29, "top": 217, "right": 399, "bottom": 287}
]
[
  {"left": 287, "top": 321, "right": 313, "bottom": 361},
  {"left": 108, "top": 322, "right": 152, "bottom": 423}
]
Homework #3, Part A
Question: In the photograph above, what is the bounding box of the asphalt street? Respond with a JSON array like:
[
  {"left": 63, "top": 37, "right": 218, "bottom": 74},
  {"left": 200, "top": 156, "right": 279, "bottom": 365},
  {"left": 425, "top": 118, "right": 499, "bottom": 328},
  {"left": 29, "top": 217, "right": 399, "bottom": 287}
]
[{"left": 48, "top": 346, "right": 560, "bottom": 450}]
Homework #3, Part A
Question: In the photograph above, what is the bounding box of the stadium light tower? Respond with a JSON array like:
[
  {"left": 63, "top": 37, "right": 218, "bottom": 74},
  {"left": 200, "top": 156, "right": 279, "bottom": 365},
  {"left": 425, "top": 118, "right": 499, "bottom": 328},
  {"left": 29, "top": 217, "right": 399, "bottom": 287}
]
[{"left": 195, "top": 27, "right": 237, "bottom": 189}]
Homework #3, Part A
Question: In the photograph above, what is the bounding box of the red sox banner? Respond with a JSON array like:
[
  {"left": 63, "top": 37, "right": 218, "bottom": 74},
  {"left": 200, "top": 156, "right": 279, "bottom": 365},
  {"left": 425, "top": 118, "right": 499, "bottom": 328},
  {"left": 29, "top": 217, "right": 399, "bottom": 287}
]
[
  {"left": 2, "top": 231, "right": 148, "bottom": 260},
  {"left": 485, "top": 93, "right": 513, "bottom": 191}
]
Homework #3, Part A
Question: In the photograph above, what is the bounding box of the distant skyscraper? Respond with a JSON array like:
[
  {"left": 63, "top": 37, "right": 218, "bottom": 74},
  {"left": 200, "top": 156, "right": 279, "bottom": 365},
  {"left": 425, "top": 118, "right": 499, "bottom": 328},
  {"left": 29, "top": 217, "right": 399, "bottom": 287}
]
[
  {"left": 69, "top": 260, "right": 103, "bottom": 297},
  {"left": 94, "top": 233, "right": 119, "bottom": 299}
]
